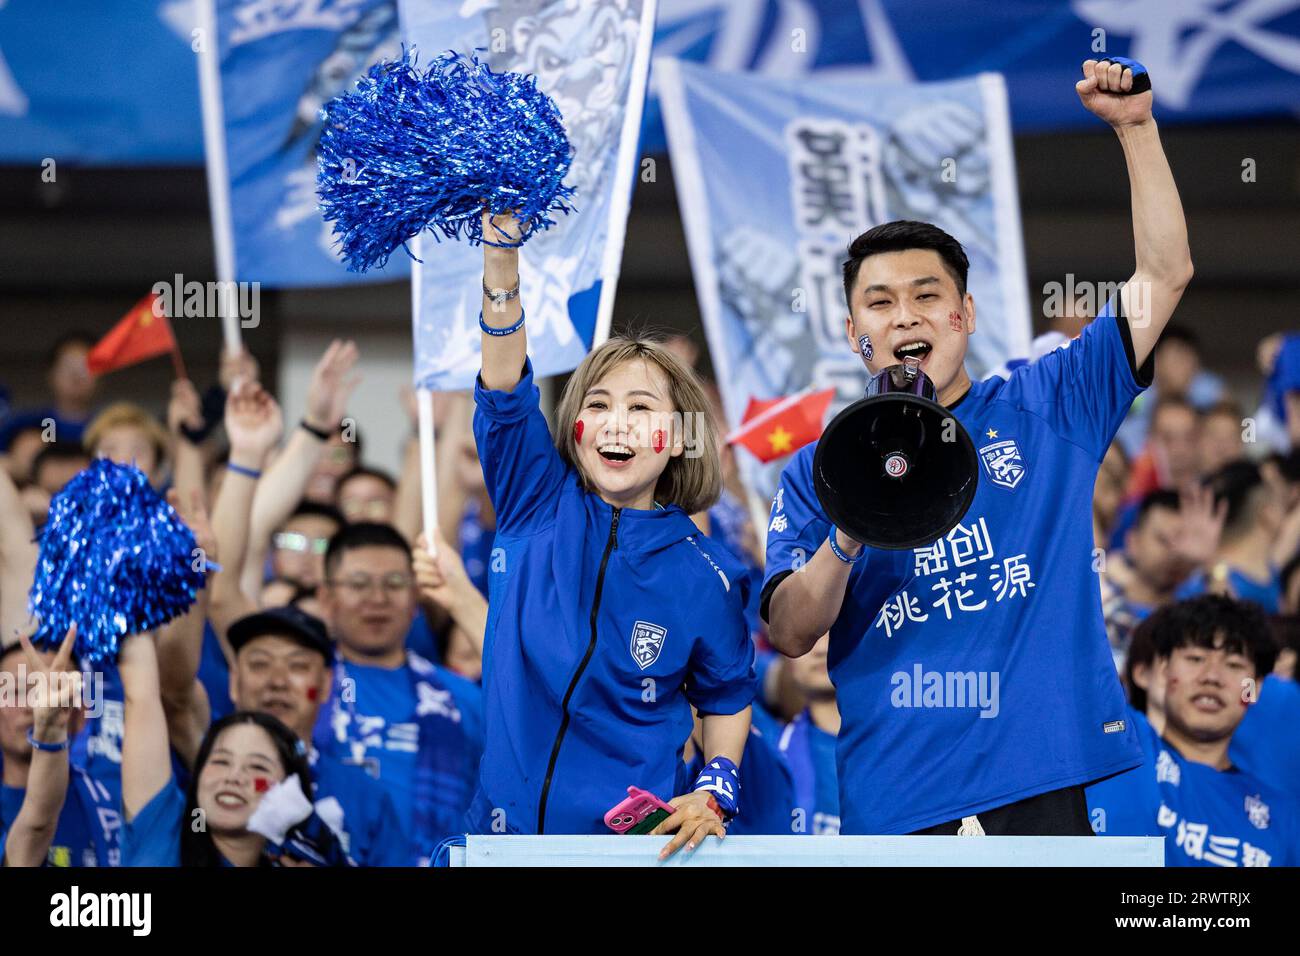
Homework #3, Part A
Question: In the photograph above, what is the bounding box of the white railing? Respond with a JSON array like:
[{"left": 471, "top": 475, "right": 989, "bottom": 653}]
[{"left": 448, "top": 835, "right": 1164, "bottom": 867}]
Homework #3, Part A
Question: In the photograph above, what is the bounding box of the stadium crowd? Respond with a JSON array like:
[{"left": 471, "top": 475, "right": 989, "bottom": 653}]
[{"left": 0, "top": 303, "right": 1298, "bottom": 866}]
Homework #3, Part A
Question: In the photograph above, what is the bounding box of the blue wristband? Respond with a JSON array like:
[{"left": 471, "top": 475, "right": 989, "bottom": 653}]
[
  {"left": 27, "top": 728, "right": 69, "bottom": 753},
  {"left": 693, "top": 755, "right": 740, "bottom": 820},
  {"left": 828, "top": 528, "right": 863, "bottom": 564},
  {"left": 479, "top": 308, "right": 526, "bottom": 337},
  {"left": 226, "top": 462, "right": 262, "bottom": 480}
]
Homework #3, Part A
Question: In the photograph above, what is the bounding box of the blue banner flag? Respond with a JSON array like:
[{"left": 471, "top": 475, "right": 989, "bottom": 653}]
[
  {"left": 403, "top": 0, "right": 657, "bottom": 391},
  {"left": 211, "top": 0, "right": 409, "bottom": 286},
  {"left": 3, "top": 2, "right": 1298, "bottom": 166},
  {"left": 657, "top": 57, "right": 1032, "bottom": 498},
  {"left": 0, "top": 0, "right": 202, "bottom": 163},
  {"left": 645, "top": 0, "right": 1300, "bottom": 152}
]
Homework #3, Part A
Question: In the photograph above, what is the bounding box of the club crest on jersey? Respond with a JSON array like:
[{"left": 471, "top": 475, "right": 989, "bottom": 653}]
[
  {"left": 979, "top": 438, "right": 1026, "bottom": 490},
  {"left": 1245, "top": 794, "right": 1270, "bottom": 830},
  {"left": 630, "top": 621, "right": 668, "bottom": 670}
]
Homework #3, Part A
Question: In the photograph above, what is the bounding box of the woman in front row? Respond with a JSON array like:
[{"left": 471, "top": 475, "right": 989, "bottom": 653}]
[{"left": 463, "top": 212, "right": 756, "bottom": 859}]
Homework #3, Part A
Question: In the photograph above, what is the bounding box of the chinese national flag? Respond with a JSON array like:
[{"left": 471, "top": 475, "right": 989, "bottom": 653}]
[
  {"left": 727, "top": 388, "right": 836, "bottom": 463},
  {"left": 87, "top": 294, "right": 178, "bottom": 375}
]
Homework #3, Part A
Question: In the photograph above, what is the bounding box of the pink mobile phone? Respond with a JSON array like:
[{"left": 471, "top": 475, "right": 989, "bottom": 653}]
[{"left": 604, "top": 786, "right": 676, "bottom": 834}]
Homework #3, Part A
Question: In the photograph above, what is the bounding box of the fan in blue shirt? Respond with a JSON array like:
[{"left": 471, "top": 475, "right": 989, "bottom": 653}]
[
  {"left": 764, "top": 58, "right": 1194, "bottom": 836},
  {"left": 119, "top": 631, "right": 354, "bottom": 867},
  {"left": 1087, "top": 596, "right": 1300, "bottom": 866},
  {"left": 168, "top": 605, "right": 415, "bottom": 866},
  {"left": 311, "top": 523, "right": 484, "bottom": 865},
  {"left": 1, "top": 631, "right": 120, "bottom": 867},
  {"left": 471, "top": 212, "right": 756, "bottom": 859},
  {"left": 777, "top": 635, "right": 841, "bottom": 835},
  {"left": 1173, "top": 461, "right": 1290, "bottom": 614},
  {"left": 1231, "top": 674, "right": 1300, "bottom": 798}
]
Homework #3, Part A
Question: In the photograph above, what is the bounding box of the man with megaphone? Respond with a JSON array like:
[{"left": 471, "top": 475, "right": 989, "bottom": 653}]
[{"left": 763, "top": 58, "right": 1192, "bottom": 838}]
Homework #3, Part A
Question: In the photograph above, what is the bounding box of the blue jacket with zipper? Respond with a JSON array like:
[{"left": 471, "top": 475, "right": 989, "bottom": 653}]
[{"left": 468, "top": 360, "right": 757, "bottom": 834}]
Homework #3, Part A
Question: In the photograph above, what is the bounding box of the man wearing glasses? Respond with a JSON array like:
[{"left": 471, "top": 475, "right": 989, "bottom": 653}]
[
  {"left": 270, "top": 502, "right": 343, "bottom": 590},
  {"left": 313, "top": 523, "right": 485, "bottom": 863}
]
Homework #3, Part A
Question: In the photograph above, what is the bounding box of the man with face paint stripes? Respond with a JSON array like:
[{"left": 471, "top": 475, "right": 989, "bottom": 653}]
[{"left": 764, "top": 58, "right": 1195, "bottom": 836}]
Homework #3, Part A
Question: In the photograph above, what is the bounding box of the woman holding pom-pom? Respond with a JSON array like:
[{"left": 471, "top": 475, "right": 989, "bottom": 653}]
[{"left": 459, "top": 210, "right": 755, "bottom": 859}]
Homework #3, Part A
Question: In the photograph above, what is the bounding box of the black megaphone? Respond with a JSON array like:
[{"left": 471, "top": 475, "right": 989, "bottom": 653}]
[{"left": 812, "top": 360, "right": 978, "bottom": 550}]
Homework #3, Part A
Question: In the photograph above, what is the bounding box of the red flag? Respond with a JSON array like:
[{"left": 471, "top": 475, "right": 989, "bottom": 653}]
[
  {"left": 727, "top": 388, "right": 836, "bottom": 463},
  {"left": 87, "top": 294, "right": 179, "bottom": 375}
]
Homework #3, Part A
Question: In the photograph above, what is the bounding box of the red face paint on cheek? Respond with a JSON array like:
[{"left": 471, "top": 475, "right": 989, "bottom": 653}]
[
  {"left": 306, "top": 687, "right": 318, "bottom": 702},
  {"left": 652, "top": 429, "right": 666, "bottom": 454},
  {"left": 949, "top": 311, "right": 964, "bottom": 332},
  {"left": 253, "top": 777, "right": 270, "bottom": 794},
  {"left": 573, "top": 420, "right": 584, "bottom": 445}
]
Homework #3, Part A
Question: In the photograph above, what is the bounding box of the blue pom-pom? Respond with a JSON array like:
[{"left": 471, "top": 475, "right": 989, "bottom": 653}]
[
  {"left": 316, "top": 48, "right": 576, "bottom": 272},
  {"left": 27, "top": 459, "right": 207, "bottom": 665}
]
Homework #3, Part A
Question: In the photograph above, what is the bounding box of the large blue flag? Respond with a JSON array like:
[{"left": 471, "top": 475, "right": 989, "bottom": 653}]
[
  {"left": 4, "top": 1, "right": 1299, "bottom": 165},
  {"left": 403, "top": 0, "right": 657, "bottom": 391},
  {"left": 211, "top": 0, "right": 409, "bottom": 286},
  {"left": 657, "top": 57, "right": 1032, "bottom": 499},
  {"left": 646, "top": 0, "right": 1300, "bottom": 152},
  {"left": 0, "top": 0, "right": 201, "bottom": 163}
]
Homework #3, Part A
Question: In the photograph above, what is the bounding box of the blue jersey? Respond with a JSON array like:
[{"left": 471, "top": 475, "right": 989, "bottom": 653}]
[
  {"left": 708, "top": 490, "right": 764, "bottom": 636},
  {"left": 470, "top": 359, "right": 757, "bottom": 835},
  {"left": 1, "top": 766, "right": 121, "bottom": 866},
  {"left": 198, "top": 621, "right": 234, "bottom": 721},
  {"left": 311, "top": 749, "right": 412, "bottom": 866},
  {"left": 1087, "top": 710, "right": 1300, "bottom": 866},
  {"left": 71, "top": 660, "right": 125, "bottom": 841},
  {"left": 120, "top": 779, "right": 188, "bottom": 867},
  {"left": 459, "top": 496, "right": 496, "bottom": 598},
  {"left": 1177, "top": 567, "right": 1282, "bottom": 614},
  {"left": 121, "top": 773, "right": 366, "bottom": 867},
  {"left": 779, "top": 710, "right": 841, "bottom": 835},
  {"left": 403, "top": 612, "right": 441, "bottom": 665},
  {"left": 763, "top": 301, "right": 1145, "bottom": 834},
  {"left": 314, "top": 651, "right": 482, "bottom": 863},
  {"left": 1230, "top": 675, "right": 1300, "bottom": 797}
]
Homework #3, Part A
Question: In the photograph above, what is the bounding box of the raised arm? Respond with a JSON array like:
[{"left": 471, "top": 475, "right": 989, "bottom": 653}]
[
  {"left": 434, "top": 394, "right": 477, "bottom": 547},
  {"left": 1075, "top": 59, "right": 1193, "bottom": 367},
  {"left": 153, "top": 489, "right": 218, "bottom": 766},
  {"left": 214, "top": 382, "right": 282, "bottom": 633},
  {"left": 479, "top": 211, "right": 527, "bottom": 392},
  {"left": 413, "top": 530, "right": 486, "bottom": 664},
  {"left": 242, "top": 340, "right": 359, "bottom": 599},
  {"left": 3, "top": 629, "right": 77, "bottom": 867},
  {"left": 167, "top": 378, "right": 208, "bottom": 515},
  {"left": 392, "top": 387, "right": 423, "bottom": 546},
  {"left": 0, "top": 463, "right": 38, "bottom": 644},
  {"left": 119, "top": 631, "right": 172, "bottom": 820}
]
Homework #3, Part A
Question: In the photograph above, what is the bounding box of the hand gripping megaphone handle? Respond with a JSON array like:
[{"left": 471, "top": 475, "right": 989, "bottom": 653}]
[{"left": 1094, "top": 56, "right": 1151, "bottom": 96}]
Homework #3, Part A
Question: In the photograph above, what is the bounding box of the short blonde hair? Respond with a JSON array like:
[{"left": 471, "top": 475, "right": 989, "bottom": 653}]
[
  {"left": 555, "top": 338, "right": 722, "bottom": 515},
  {"left": 83, "top": 402, "right": 169, "bottom": 466}
]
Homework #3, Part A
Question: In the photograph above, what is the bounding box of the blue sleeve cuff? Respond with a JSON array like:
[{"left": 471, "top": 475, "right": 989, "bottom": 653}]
[
  {"left": 1105, "top": 293, "right": 1154, "bottom": 391},
  {"left": 688, "top": 671, "right": 759, "bottom": 717},
  {"left": 474, "top": 357, "right": 540, "bottom": 424}
]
